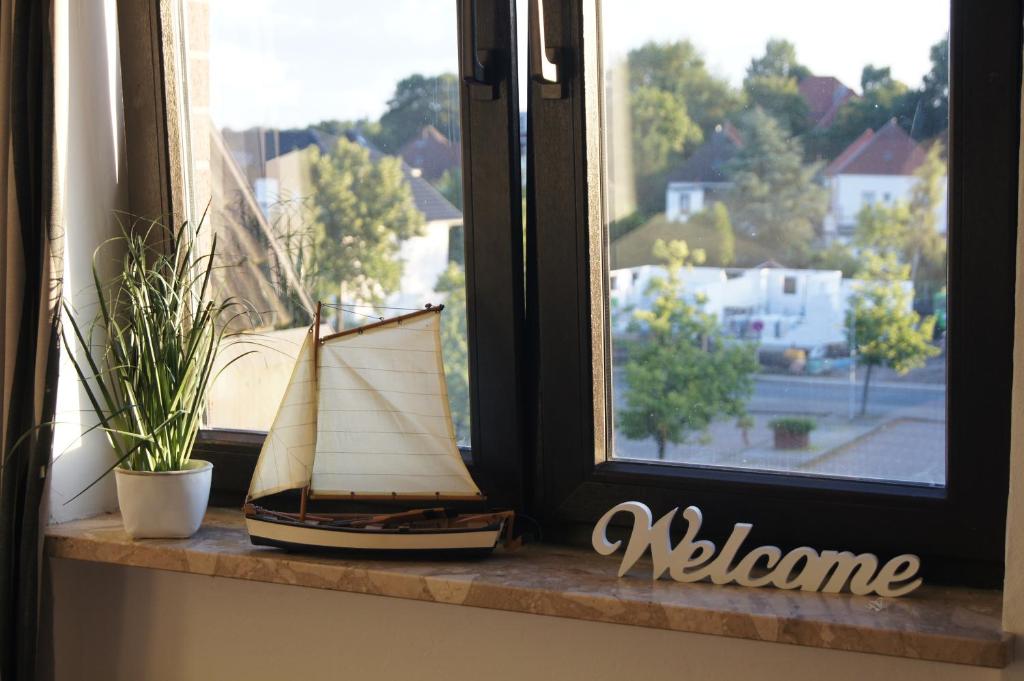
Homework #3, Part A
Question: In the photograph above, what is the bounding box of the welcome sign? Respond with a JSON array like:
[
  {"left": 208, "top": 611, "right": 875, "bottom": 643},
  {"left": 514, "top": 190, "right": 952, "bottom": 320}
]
[{"left": 592, "top": 502, "right": 922, "bottom": 598}]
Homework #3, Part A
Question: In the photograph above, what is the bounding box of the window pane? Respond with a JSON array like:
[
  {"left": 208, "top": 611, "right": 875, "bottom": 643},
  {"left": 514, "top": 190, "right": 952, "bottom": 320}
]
[
  {"left": 602, "top": 1, "right": 949, "bottom": 485},
  {"left": 181, "top": 1, "right": 470, "bottom": 444}
]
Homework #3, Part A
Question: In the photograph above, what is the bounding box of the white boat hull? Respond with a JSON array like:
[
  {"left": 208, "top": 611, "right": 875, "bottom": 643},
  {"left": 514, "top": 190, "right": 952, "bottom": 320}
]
[{"left": 246, "top": 516, "right": 505, "bottom": 553}]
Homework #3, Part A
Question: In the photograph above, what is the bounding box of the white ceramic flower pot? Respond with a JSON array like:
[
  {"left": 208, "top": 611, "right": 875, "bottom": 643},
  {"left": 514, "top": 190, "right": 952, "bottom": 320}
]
[{"left": 114, "top": 460, "right": 213, "bottom": 539}]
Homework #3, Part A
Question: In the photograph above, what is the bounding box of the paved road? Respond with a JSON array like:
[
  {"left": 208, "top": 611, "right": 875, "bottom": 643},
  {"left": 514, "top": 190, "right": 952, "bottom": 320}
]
[
  {"left": 612, "top": 369, "right": 946, "bottom": 422},
  {"left": 748, "top": 375, "right": 945, "bottom": 421}
]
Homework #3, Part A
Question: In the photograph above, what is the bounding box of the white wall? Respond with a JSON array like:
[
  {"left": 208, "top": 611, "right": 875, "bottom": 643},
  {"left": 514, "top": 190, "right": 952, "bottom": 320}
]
[
  {"left": 828, "top": 173, "right": 948, "bottom": 235},
  {"left": 39, "top": 558, "right": 1024, "bottom": 681},
  {"left": 47, "top": 0, "right": 126, "bottom": 523}
]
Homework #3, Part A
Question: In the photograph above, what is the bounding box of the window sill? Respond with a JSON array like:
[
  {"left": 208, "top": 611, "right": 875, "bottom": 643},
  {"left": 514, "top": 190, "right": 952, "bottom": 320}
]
[{"left": 44, "top": 508, "right": 1012, "bottom": 668}]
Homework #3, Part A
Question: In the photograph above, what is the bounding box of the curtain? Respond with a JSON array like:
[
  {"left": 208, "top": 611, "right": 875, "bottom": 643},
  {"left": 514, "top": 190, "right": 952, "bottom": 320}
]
[{"left": 0, "top": 0, "right": 59, "bottom": 677}]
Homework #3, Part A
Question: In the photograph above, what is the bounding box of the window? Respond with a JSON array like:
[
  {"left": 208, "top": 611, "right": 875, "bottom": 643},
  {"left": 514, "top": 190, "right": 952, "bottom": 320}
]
[
  {"left": 162, "top": 0, "right": 1019, "bottom": 584},
  {"left": 180, "top": 0, "right": 526, "bottom": 509},
  {"left": 531, "top": 0, "right": 1019, "bottom": 584}
]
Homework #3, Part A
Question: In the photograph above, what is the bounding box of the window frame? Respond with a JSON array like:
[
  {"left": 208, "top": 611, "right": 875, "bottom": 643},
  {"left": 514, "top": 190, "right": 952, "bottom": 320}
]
[
  {"left": 528, "top": 0, "right": 1020, "bottom": 585},
  {"left": 170, "top": 0, "right": 527, "bottom": 512}
]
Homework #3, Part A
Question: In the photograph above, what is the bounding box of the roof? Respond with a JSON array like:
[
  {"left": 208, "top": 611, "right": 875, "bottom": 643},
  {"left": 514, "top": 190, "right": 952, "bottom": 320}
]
[
  {"left": 798, "top": 75, "right": 857, "bottom": 130},
  {"left": 665, "top": 123, "right": 743, "bottom": 184},
  {"left": 398, "top": 125, "right": 461, "bottom": 182},
  {"left": 823, "top": 119, "right": 927, "bottom": 177},
  {"left": 262, "top": 128, "right": 462, "bottom": 223}
]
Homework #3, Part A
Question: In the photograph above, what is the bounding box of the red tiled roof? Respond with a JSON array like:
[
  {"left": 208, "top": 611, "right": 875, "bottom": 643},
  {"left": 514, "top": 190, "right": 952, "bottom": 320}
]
[
  {"left": 823, "top": 120, "right": 926, "bottom": 176},
  {"left": 398, "top": 125, "right": 461, "bottom": 182},
  {"left": 799, "top": 75, "right": 857, "bottom": 130}
]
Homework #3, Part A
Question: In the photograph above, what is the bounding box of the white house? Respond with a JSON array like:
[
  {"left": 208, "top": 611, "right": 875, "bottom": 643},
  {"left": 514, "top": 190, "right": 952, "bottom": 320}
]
[
  {"left": 664, "top": 123, "right": 741, "bottom": 222},
  {"left": 822, "top": 120, "right": 947, "bottom": 240},
  {"left": 609, "top": 263, "right": 913, "bottom": 356}
]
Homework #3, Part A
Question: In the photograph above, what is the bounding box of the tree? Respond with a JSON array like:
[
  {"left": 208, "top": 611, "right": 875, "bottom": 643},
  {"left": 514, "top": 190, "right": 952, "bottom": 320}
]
[
  {"left": 746, "top": 39, "right": 811, "bottom": 81},
  {"left": 726, "top": 108, "right": 828, "bottom": 263},
  {"left": 435, "top": 263, "right": 470, "bottom": 444},
  {"left": 853, "top": 143, "right": 947, "bottom": 303},
  {"left": 435, "top": 167, "right": 463, "bottom": 211},
  {"left": 814, "top": 65, "right": 917, "bottom": 159},
  {"left": 743, "top": 39, "right": 811, "bottom": 135},
  {"left": 687, "top": 202, "right": 735, "bottom": 266},
  {"left": 915, "top": 36, "right": 949, "bottom": 141},
  {"left": 905, "top": 142, "right": 947, "bottom": 284},
  {"left": 308, "top": 137, "right": 425, "bottom": 303},
  {"left": 376, "top": 73, "right": 460, "bottom": 153},
  {"left": 847, "top": 252, "right": 939, "bottom": 415},
  {"left": 626, "top": 40, "right": 742, "bottom": 136},
  {"left": 619, "top": 239, "right": 758, "bottom": 459},
  {"left": 623, "top": 40, "right": 742, "bottom": 213},
  {"left": 629, "top": 86, "right": 703, "bottom": 212}
]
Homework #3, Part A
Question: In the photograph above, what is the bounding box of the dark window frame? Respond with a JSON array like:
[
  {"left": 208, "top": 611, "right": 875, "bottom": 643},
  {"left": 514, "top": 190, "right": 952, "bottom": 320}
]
[
  {"left": 528, "top": 0, "right": 1020, "bottom": 586},
  {"left": 189, "top": 0, "right": 527, "bottom": 512}
]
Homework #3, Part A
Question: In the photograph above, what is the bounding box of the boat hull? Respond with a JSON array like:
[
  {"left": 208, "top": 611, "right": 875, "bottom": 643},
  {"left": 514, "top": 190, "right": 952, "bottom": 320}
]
[{"left": 245, "top": 515, "right": 505, "bottom": 555}]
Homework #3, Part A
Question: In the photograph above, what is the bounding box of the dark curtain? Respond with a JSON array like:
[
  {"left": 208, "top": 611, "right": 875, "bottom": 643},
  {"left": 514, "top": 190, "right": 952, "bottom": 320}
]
[{"left": 1, "top": 0, "right": 58, "bottom": 678}]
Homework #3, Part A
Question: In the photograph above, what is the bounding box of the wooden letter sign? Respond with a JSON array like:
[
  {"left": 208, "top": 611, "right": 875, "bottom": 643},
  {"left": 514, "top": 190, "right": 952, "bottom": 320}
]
[{"left": 592, "top": 502, "right": 922, "bottom": 597}]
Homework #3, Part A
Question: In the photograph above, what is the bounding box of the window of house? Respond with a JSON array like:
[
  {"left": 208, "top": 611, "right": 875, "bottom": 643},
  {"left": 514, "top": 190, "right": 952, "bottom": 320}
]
[{"left": 783, "top": 276, "right": 797, "bottom": 295}]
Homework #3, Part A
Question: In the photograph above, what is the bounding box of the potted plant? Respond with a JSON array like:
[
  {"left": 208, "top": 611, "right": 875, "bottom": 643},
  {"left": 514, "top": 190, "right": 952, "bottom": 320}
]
[
  {"left": 769, "top": 417, "right": 816, "bottom": 450},
  {"left": 63, "top": 217, "right": 246, "bottom": 538}
]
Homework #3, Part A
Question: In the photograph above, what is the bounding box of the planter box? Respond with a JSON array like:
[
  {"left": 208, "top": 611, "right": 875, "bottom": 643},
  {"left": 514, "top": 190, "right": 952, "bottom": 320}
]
[{"left": 773, "top": 429, "right": 810, "bottom": 450}]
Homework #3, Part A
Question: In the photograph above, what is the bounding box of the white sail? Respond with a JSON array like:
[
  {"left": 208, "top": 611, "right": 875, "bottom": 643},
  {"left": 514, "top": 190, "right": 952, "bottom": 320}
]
[
  {"left": 310, "top": 309, "right": 480, "bottom": 499},
  {"left": 247, "top": 331, "right": 318, "bottom": 501}
]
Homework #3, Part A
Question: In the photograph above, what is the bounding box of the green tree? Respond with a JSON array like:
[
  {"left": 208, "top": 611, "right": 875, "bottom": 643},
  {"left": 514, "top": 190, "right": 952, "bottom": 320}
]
[
  {"left": 746, "top": 38, "right": 811, "bottom": 81},
  {"left": 853, "top": 143, "right": 947, "bottom": 302},
  {"left": 626, "top": 40, "right": 742, "bottom": 136},
  {"left": 905, "top": 142, "right": 947, "bottom": 284},
  {"left": 814, "top": 65, "right": 917, "bottom": 159},
  {"left": 687, "top": 202, "right": 735, "bottom": 265},
  {"left": 847, "top": 252, "right": 939, "bottom": 415},
  {"left": 726, "top": 108, "right": 828, "bottom": 263},
  {"left": 619, "top": 239, "right": 758, "bottom": 459},
  {"left": 623, "top": 41, "right": 742, "bottom": 213},
  {"left": 435, "top": 263, "right": 470, "bottom": 444},
  {"left": 435, "top": 167, "right": 463, "bottom": 211},
  {"left": 308, "top": 137, "right": 425, "bottom": 303},
  {"left": 376, "top": 73, "right": 460, "bottom": 152},
  {"left": 743, "top": 39, "right": 811, "bottom": 135},
  {"left": 628, "top": 86, "right": 702, "bottom": 213},
  {"left": 915, "top": 36, "right": 949, "bottom": 141}
]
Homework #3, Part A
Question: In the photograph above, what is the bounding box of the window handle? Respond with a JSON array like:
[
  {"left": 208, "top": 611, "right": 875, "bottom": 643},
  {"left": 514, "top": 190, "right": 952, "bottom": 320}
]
[
  {"left": 462, "top": 0, "right": 499, "bottom": 100},
  {"left": 529, "top": 0, "right": 564, "bottom": 99}
]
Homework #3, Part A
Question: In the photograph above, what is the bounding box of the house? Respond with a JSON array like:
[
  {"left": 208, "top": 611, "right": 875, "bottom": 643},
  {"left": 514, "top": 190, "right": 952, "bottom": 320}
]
[
  {"left": 664, "top": 122, "right": 742, "bottom": 222},
  {"left": 798, "top": 75, "right": 857, "bottom": 130},
  {"left": 609, "top": 262, "right": 912, "bottom": 356},
  {"left": 822, "top": 119, "right": 948, "bottom": 240},
  {"left": 251, "top": 128, "right": 464, "bottom": 313},
  {"left": 398, "top": 125, "right": 461, "bottom": 182}
]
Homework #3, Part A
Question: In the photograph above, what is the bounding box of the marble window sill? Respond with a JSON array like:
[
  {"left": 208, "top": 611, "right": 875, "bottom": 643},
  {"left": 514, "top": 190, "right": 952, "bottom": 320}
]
[{"left": 44, "top": 508, "right": 1012, "bottom": 668}]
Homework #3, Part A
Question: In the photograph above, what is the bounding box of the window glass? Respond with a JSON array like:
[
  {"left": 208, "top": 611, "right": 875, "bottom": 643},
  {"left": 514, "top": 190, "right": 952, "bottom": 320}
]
[
  {"left": 181, "top": 1, "right": 471, "bottom": 444},
  {"left": 603, "top": 1, "right": 949, "bottom": 485}
]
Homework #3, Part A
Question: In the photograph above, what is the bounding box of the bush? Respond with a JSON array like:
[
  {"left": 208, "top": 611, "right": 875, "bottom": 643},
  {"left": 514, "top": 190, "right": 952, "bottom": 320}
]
[{"left": 768, "top": 417, "right": 816, "bottom": 435}]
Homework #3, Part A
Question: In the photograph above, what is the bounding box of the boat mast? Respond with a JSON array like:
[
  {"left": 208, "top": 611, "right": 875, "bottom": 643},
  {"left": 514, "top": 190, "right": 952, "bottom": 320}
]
[{"left": 300, "top": 302, "right": 322, "bottom": 521}]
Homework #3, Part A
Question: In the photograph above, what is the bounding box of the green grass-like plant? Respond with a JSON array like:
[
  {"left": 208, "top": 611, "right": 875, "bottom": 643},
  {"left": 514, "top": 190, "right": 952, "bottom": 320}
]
[
  {"left": 62, "top": 214, "right": 251, "bottom": 482},
  {"left": 768, "top": 417, "right": 817, "bottom": 435}
]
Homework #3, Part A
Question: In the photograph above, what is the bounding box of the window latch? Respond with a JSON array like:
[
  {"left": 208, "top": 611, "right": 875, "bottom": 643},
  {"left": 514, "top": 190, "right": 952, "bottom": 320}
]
[
  {"left": 529, "top": 0, "right": 565, "bottom": 99},
  {"left": 463, "top": 0, "right": 499, "bottom": 101}
]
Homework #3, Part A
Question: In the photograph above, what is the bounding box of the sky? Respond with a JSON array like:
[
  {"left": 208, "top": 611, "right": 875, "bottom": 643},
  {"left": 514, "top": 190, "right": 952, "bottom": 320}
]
[{"left": 206, "top": 0, "right": 949, "bottom": 130}]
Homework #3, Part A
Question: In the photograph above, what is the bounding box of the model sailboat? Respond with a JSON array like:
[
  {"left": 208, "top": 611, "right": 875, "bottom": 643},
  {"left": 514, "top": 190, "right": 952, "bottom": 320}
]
[{"left": 244, "top": 303, "right": 516, "bottom": 554}]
